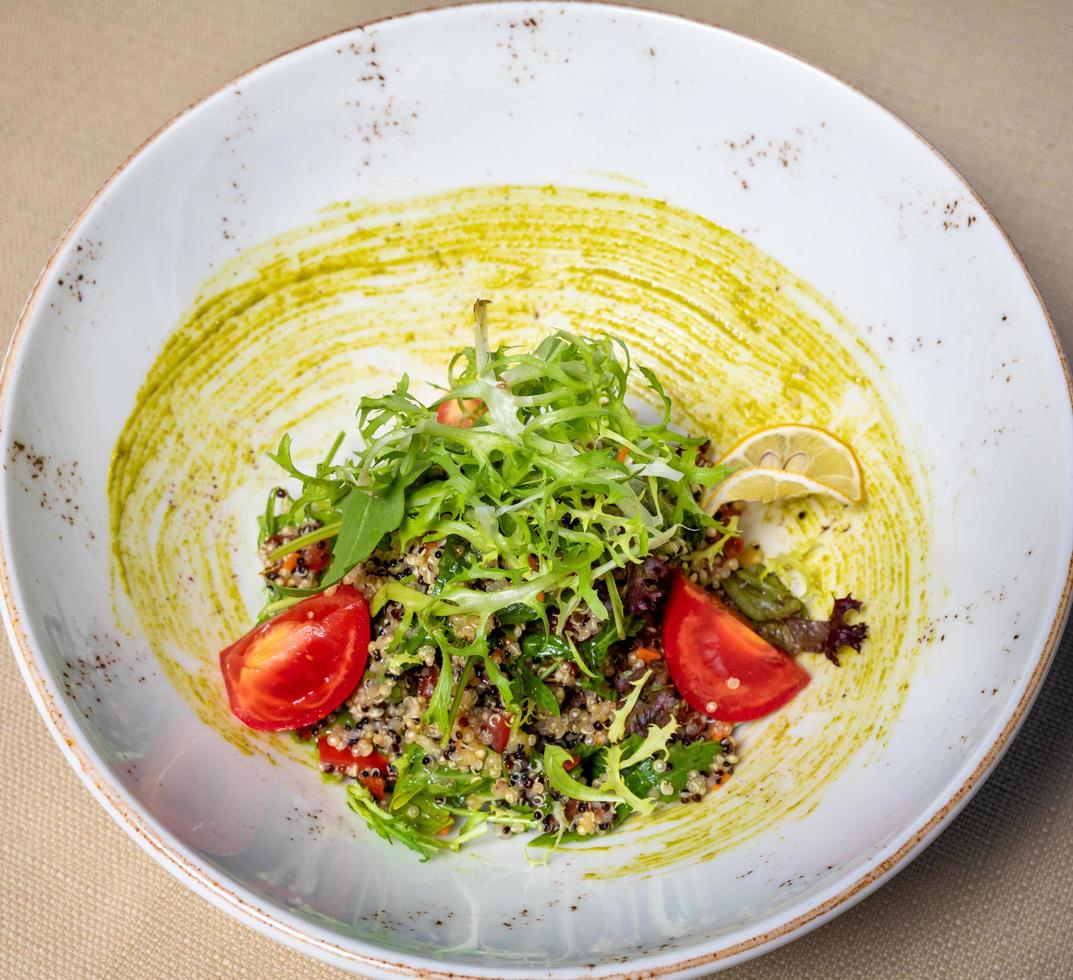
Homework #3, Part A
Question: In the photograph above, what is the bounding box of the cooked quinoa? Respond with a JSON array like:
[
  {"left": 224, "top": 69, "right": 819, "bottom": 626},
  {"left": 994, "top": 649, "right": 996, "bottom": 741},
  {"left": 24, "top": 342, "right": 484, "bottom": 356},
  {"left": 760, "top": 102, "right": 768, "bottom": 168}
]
[{"left": 282, "top": 528, "right": 744, "bottom": 840}]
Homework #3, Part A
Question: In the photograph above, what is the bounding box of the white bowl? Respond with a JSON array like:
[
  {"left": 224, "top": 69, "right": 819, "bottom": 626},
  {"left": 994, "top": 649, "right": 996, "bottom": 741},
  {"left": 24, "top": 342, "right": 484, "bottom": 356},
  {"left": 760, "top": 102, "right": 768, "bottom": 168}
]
[{"left": 3, "top": 4, "right": 1071, "bottom": 976}]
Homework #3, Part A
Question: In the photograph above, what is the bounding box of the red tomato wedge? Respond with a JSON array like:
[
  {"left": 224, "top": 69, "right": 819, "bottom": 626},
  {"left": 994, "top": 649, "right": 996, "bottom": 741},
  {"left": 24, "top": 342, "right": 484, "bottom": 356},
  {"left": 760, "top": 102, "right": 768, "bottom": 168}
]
[
  {"left": 662, "top": 572, "right": 809, "bottom": 722},
  {"left": 436, "top": 397, "right": 485, "bottom": 428},
  {"left": 219, "top": 586, "right": 370, "bottom": 732},
  {"left": 316, "top": 738, "right": 389, "bottom": 800},
  {"left": 484, "top": 711, "right": 512, "bottom": 754}
]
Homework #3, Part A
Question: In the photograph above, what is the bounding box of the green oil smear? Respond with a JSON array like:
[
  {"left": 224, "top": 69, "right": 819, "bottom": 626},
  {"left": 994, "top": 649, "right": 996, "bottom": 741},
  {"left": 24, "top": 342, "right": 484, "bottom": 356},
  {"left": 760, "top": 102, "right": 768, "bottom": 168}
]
[{"left": 107, "top": 185, "right": 930, "bottom": 873}]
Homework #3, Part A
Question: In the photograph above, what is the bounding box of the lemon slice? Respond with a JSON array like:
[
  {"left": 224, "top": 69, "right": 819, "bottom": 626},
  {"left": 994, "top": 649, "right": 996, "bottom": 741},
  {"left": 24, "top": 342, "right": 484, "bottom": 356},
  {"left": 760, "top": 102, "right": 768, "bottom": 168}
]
[{"left": 705, "top": 424, "right": 864, "bottom": 510}]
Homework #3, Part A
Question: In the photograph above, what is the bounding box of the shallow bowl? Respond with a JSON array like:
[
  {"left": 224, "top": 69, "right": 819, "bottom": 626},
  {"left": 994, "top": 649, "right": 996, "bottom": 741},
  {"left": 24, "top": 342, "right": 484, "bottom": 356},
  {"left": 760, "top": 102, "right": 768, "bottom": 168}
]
[{"left": 2, "top": 4, "right": 1071, "bottom": 976}]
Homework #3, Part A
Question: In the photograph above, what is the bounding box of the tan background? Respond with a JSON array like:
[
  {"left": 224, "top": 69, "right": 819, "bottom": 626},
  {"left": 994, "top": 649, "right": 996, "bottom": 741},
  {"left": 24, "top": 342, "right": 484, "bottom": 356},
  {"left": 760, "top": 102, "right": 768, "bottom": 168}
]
[{"left": 2, "top": 1, "right": 1072, "bottom": 977}]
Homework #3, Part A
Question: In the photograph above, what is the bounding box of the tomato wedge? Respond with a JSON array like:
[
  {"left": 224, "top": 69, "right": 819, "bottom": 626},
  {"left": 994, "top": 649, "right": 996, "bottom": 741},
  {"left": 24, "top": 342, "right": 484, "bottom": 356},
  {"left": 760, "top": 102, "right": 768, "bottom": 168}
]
[
  {"left": 219, "top": 586, "right": 370, "bottom": 731},
  {"left": 436, "top": 397, "right": 485, "bottom": 428},
  {"left": 484, "top": 711, "right": 512, "bottom": 754},
  {"left": 662, "top": 572, "right": 809, "bottom": 722},
  {"left": 317, "top": 738, "right": 389, "bottom": 800}
]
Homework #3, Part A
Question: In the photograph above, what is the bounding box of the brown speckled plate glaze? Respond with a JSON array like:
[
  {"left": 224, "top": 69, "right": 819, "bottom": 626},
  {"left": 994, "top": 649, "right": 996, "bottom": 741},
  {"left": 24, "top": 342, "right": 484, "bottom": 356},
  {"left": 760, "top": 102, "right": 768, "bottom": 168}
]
[{"left": 2, "top": 4, "right": 1071, "bottom": 977}]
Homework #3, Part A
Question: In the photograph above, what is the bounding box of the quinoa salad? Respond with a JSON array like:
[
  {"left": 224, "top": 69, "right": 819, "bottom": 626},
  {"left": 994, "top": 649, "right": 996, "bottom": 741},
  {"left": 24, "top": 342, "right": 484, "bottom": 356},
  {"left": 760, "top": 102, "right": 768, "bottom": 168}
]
[{"left": 218, "top": 302, "right": 868, "bottom": 859}]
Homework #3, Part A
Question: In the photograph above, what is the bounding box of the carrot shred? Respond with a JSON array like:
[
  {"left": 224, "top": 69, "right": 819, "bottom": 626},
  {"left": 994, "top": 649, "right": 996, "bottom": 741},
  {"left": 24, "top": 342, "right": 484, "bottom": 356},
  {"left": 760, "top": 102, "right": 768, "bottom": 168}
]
[
  {"left": 635, "top": 646, "right": 661, "bottom": 662},
  {"left": 281, "top": 552, "right": 299, "bottom": 573},
  {"left": 616, "top": 445, "right": 630, "bottom": 463},
  {"left": 360, "top": 776, "right": 386, "bottom": 801}
]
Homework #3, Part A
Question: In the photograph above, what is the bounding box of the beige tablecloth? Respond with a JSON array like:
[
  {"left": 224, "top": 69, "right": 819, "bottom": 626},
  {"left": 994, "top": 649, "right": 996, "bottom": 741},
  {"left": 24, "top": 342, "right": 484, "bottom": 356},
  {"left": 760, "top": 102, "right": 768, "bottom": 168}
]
[{"left": 2, "top": 1, "right": 1072, "bottom": 976}]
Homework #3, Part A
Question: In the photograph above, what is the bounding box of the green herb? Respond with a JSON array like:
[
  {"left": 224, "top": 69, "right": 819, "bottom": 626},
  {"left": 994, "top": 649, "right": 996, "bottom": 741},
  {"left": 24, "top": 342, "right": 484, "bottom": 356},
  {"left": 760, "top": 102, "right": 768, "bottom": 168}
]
[
  {"left": 383, "top": 623, "right": 432, "bottom": 674},
  {"left": 519, "top": 631, "right": 572, "bottom": 660},
  {"left": 685, "top": 514, "right": 739, "bottom": 568},
  {"left": 542, "top": 710, "right": 676, "bottom": 820},
  {"left": 518, "top": 663, "right": 561, "bottom": 717},
  {"left": 264, "top": 522, "right": 340, "bottom": 563},
  {"left": 322, "top": 477, "right": 406, "bottom": 586},
  {"left": 575, "top": 618, "right": 635, "bottom": 697},
  {"left": 263, "top": 431, "right": 349, "bottom": 534},
  {"left": 391, "top": 745, "right": 492, "bottom": 810},
  {"left": 431, "top": 536, "right": 470, "bottom": 595},
  {"left": 623, "top": 738, "right": 723, "bottom": 802},
  {"left": 619, "top": 717, "right": 677, "bottom": 767},
  {"left": 344, "top": 745, "right": 511, "bottom": 859},
  {"left": 496, "top": 602, "right": 542, "bottom": 625},
  {"left": 604, "top": 571, "right": 626, "bottom": 639},
  {"left": 533, "top": 726, "right": 717, "bottom": 852}
]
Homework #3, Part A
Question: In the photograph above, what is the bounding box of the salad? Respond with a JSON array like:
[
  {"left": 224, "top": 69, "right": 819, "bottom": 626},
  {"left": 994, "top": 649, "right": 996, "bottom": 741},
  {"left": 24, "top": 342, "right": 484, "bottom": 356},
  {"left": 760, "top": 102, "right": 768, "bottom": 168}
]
[{"left": 218, "top": 302, "right": 868, "bottom": 859}]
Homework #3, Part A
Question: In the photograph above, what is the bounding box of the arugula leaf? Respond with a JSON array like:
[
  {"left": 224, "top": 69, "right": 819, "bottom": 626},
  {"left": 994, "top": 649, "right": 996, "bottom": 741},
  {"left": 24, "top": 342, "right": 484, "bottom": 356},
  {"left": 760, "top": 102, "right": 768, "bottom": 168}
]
[
  {"left": 258, "top": 487, "right": 281, "bottom": 546},
  {"left": 267, "top": 432, "right": 334, "bottom": 487},
  {"left": 577, "top": 620, "right": 617, "bottom": 675},
  {"left": 322, "top": 478, "right": 405, "bottom": 585},
  {"left": 346, "top": 782, "right": 448, "bottom": 861}
]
